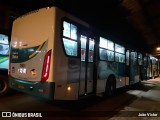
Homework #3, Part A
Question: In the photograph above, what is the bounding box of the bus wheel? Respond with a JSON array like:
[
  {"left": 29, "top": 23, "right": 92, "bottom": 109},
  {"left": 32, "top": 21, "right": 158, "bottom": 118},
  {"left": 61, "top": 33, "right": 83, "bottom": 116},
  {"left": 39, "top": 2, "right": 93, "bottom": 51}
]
[
  {"left": 105, "top": 76, "right": 116, "bottom": 97},
  {"left": 0, "top": 76, "right": 9, "bottom": 96}
]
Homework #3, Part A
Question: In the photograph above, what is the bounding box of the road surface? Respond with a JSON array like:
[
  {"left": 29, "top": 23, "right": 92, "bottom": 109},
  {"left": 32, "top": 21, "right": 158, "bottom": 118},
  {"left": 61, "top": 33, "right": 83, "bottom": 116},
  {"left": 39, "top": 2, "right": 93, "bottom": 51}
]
[{"left": 0, "top": 78, "right": 160, "bottom": 120}]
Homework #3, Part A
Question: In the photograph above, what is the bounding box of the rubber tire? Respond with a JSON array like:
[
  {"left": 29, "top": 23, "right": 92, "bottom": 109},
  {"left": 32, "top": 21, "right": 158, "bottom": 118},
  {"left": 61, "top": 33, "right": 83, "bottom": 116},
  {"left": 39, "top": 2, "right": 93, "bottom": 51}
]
[
  {"left": 105, "top": 76, "right": 116, "bottom": 97},
  {"left": 0, "top": 75, "right": 9, "bottom": 96}
]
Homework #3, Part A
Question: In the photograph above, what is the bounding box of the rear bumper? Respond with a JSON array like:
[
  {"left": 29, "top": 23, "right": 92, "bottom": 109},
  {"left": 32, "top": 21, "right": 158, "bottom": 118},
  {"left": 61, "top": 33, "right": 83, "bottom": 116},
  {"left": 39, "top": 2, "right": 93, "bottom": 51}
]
[{"left": 9, "top": 76, "right": 55, "bottom": 100}]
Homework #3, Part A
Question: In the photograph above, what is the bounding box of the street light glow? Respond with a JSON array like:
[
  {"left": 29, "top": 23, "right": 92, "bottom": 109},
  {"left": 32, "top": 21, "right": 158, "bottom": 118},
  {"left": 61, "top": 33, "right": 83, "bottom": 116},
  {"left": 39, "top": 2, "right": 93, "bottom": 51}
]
[{"left": 156, "top": 47, "right": 160, "bottom": 51}]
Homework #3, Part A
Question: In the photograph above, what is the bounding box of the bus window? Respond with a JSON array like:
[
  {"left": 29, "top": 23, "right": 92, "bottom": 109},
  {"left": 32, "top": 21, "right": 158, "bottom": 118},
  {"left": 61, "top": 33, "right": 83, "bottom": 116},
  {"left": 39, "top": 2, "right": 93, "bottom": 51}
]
[
  {"left": 138, "top": 53, "right": 142, "bottom": 65},
  {"left": 115, "top": 53, "right": 125, "bottom": 63},
  {"left": 126, "top": 50, "right": 129, "bottom": 66},
  {"left": 107, "top": 40, "right": 114, "bottom": 51},
  {"left": 99, "top": 37, "right": 115, "bottom": 61},
  {"left": 71, "top": 24, "right": 77, "bottom": 40},
  {"left": 131, "top": 52, "right": 137, "bottom": 65},
  {"left": 115, "top": 53, "right": 120, "bottom": 62},
  {"left": 107, "top": 50, "right": 114, "bottom": 61},
  {"left": 99, "top": 48, "right": 107, "bottom": 60},
  {"left": 81, "top": 35, "right": 87, "bottom": 61},
  {"left": 0, "top": 34, "right": 9, "bottom": 55},
  {"left": 99, "top": 37, "right": 107, "bottom": 49},
  {"left": 120, "top": 54, "right": 125, "bottom": 63},
  {"left": 63, "top": 21, "right": 70, "bottom": 38},
  {"left": 115, "top": 44, "right": 125, "bottom": 54},
  {"left": 0, "top": 44, "right": 9, "bottom": 55},
  {"left": 115, "top": 44, "right": 125, "bottom": 63},
  {"left": 62, "top": 21, "right": 78, "bottom": 56},
  {"left": 63, "top": 38, "right": 77, "bottom": 56},
  {"left": 88, "top": 38, "right": 94, "bottom": 62}
]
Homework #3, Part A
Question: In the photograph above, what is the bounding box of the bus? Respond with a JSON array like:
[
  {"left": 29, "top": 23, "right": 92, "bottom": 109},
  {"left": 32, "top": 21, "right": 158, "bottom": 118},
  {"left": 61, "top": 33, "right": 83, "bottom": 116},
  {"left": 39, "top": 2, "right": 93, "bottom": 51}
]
[
  {"left": 143, "top": 55, "right": 159, "bottom": 79},
  {"left": 9, "top": 6, "right": 142, "bottom": 100},
  {"left": 0, "top": 33, "right": 10, "bottom": 96},
  {"left": 150, "top": 56, "right": 159, "bottom": 78},
  {"left": 127, "top": 51, "right": 143, "bottom": 84}
]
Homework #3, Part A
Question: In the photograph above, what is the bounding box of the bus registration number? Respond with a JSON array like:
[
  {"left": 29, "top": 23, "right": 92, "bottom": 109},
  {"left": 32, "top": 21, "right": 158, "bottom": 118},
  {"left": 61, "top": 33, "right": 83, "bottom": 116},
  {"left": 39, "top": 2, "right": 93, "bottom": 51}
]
[{"left": 18, "top": 64, "right": 27, "bottom": 74}]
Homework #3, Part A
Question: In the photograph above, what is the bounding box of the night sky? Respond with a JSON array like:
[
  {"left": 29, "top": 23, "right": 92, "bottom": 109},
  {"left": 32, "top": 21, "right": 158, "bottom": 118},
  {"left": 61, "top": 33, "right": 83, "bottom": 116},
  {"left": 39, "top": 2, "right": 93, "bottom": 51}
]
[{"left": 0, "top": 0, "right": 147, "bottom": 52}]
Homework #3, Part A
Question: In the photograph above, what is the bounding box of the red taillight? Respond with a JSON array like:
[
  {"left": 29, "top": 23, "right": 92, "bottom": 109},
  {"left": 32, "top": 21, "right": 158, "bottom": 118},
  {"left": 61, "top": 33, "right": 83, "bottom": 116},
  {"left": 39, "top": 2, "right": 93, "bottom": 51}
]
[
  {"left": 8, "top": 56, "right": 11, "bottom": 75},
  {"left": 41, "top": 50, "right": 52, "bottom": 82}
]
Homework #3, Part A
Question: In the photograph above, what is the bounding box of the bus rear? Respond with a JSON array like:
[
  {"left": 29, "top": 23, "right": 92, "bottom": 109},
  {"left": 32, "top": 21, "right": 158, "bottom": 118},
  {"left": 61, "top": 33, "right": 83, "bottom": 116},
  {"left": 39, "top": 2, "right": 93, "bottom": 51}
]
[{"left": 9, "top": 7, "right": 55, "bottom": 99}]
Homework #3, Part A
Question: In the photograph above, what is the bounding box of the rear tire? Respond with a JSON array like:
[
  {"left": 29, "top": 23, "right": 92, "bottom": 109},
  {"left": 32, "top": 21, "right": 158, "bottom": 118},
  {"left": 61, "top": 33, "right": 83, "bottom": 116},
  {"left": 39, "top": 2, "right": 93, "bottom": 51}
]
[
  {"left": 0, "top": 75, "right": 9, "bottom": 96},
  {"left": 104, "top": 76, "right": 116, "bottom": 97}
]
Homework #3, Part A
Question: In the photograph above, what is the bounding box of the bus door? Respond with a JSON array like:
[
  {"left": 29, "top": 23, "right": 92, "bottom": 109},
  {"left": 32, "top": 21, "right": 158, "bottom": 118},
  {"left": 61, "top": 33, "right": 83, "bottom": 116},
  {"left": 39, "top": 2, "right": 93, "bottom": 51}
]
[
  {"left": 79, "top": 34, "right": 95, "bottom": 96},
  {"left": 143, "top": 56, "right": 148, "bottom": 79},
  {"left": 130, "top": 51, "right": 138, "bottom": 84},
  {"left": 137, "top": 53, "right": 143, "bottom": 80},
  {"left": 143, "top": 56, "right": 151, "bottom": 79}
]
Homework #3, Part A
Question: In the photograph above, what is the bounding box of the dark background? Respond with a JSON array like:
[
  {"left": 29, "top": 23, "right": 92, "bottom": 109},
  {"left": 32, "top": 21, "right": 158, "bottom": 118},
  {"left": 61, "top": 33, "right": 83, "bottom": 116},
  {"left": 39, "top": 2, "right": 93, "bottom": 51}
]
[{"left": 1, "top": 0, "right": 159, "bottom": 56}]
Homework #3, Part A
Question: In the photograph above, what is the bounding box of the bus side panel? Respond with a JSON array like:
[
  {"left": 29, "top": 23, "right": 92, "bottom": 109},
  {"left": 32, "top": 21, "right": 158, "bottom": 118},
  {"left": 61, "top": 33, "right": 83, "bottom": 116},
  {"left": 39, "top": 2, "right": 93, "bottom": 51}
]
[
  {"left": 97, "top": 61, "right": 126, "bottom": 94},
  {"left": 66, "top": 58, "right": 80, "bottom": 99},
  {"left": 97, "top": 61, "right": 111, "bottom": 94},
  {"left": 53, "top": 8, "right": 82, "bottom": 100},
  {"left": 116, "top": 63, "right": 126, "bottom": 88}
]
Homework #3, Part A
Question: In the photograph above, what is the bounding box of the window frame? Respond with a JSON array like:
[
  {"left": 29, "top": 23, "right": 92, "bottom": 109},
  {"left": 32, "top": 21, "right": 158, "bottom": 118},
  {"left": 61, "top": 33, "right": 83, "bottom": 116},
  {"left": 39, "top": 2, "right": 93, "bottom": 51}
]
[
  {"left": 99, "top": 36, "right": 115, "bottom": 62},
  {"left": 115, "top": 43, "right": 125, "bottom": 63},
  {"left": 61, "top": 18, "right": 80, "bottom": 58}
]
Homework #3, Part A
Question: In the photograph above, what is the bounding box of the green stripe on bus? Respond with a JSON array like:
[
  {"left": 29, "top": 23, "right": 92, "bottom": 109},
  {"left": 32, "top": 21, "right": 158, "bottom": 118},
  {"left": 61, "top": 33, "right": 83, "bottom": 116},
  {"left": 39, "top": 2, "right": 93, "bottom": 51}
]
[
  {"left": 29, "top": 42, "right": 44, "bottom": 58},
  {"left": 10, "top": 41, "right": 47, "bottom": 63},
  {"left": 0, "top": 56, "right": 8, "bottom": 63}
]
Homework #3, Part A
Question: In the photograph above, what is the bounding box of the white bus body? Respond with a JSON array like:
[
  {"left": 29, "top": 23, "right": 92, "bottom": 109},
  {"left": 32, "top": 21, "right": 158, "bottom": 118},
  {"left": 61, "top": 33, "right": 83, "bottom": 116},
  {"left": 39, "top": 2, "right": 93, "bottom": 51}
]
[
  {"left": 9, "top": 7, "right": 141, "bottom": 100},
  {"left": 9, "top": 7, "right": 90, "bottom": 100}
]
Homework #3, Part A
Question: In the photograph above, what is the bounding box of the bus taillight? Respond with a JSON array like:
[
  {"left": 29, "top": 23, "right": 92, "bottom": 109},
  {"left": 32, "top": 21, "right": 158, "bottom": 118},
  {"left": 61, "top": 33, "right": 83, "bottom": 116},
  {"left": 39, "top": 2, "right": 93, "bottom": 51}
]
[
  {"left": 41, "top": 50, "right": 52, "bottom": 82},
  {"left": 8, "top": 56, "right": 11, "bottom": 75}
]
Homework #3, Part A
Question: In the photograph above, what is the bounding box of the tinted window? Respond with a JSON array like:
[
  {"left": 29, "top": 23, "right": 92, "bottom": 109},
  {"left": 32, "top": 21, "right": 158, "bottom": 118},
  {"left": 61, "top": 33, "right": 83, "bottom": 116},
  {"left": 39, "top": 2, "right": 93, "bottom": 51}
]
[
  {"left": 63, "top": 38, "right": 77, "bottom": 56},
  {"left": 99, "top": 48, "right": 107, "bottom": 60},
  {"left": 71, "top": 24, "right": 77, "bottom": 40},
  {"left": 107, "top": 50, "right": 114, "bottom": 61},
  {"left": 88, "top": 38, "right": 94, "bottom": 62},
  {"left": 99, "top": 37, "right": 115, "bottom": 61},
  {"left": 115, "top": 44, "right": 125, "bottom": 54},
  {"left": 99, "top": 37, "right": 107, "bottom": 49},
  {"left": 63, "top": 21, "right": 70, "bottom": 38},
  {"left": 107, "top": 40, "right": 114, "bottom": 51},
  {"left": 62, "top": 21, "right": 78, "bottom": 56},
  {"left": 81, "top": 35, "right": 87, "bottom": 61},
  {"left": 0, "top": 34, "right": 9, "bottom": 55}
]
